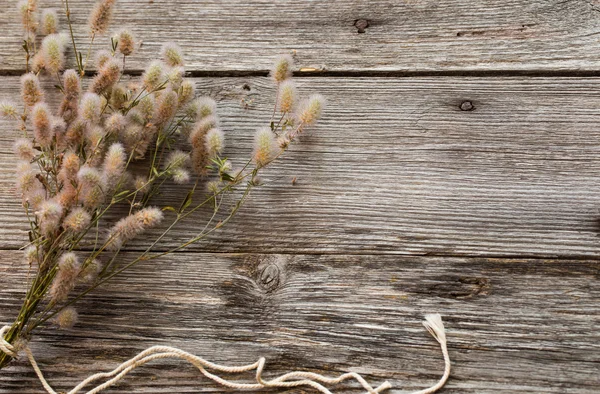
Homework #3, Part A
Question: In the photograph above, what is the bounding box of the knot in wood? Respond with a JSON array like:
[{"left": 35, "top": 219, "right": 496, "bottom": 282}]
[
  {"left": 258, "top": 263, "right": 281, "bottom": 292},
  {"left": 354, "top": 19, "right": 370, "bottom": 33},
  {"left": 459, "top": 100, "right": 475, "bottom": 111}
]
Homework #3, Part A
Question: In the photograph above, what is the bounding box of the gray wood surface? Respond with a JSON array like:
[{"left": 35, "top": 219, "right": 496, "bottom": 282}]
[
  {"left": 1, "top": 251, "right": 599, "bottom": 393},
  {"left": 1, "top": 0, "right": 600, "bottom": 393},
  {"left": 3, "top": 0, "right": 600, "bottom": 73},
  {"left": 2, "top": 76, "right": 600, "bottom": 257}
]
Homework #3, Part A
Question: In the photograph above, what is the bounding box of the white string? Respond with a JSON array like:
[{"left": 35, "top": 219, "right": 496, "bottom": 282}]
[{"left": 1, "top": 314, "right": 450, "bottom": 394}]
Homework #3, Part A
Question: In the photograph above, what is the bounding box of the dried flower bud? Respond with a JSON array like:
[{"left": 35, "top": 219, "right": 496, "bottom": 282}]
[
  {"left": 161, "top": 42, "right": 184, "bottom": 67},
  {"left": 297, "top": 94, "right": 325, "bottom": 126},
  {"left": 109, "top": 84, "right": 128, "bottom": 110},
  {"left": 41, "top": 33, "right": 67, "bottom": 75},
  {"left": 95, "top": 49, "right": 113, "bottom": 68},
  {"left": 41, "top": 9, "right": 58, "bottom": 35},
  {"left": 102, "top": 142, "right": 126, "bottom": 191},
  {"left": 90, "top": 58, "right": 121, "bottom": 94},
  {"left": 16, "top": 161, "right": 42, "bottom": 199},
  {"left": 153, "top": 88, "right": 178, "bottom": 125},
  {"left": 31, "top": 52, "right": 46, "bottom": 73},
  {"left": 105, "top": 113, "right": 127, "bottom": 134},
  {"left": 106, "top": 207, "right": 164, "bottom": 250},
  {"left": 278, "top": 80, "right": 297, "bottom": 113},
  {"left": 36, "top": 199, "right": 63, "bottom": 236},
  {"left": 0, "top": 101, "right": 18, "bottom": 119},
  {"left": 271, "top": 54, "right": 293, "bottom": 83},
  {"left": 20, "top": 73, "right": 44, "bottom": 107},
  {"left": 138, "top": 95, "right": 155, "bottom": 122},
  {"left": 253, "top": 127, "right": 278, "bottom": 167},
  {"left": 58, "top": 151, "right": 80, "bottom": 188},
  {"left": 142, "top": 61, "right": 164, "bottom": 91},
  {"left": 115, "top": 29, "right": 135, "bottom": 56},
  {"left": 133, "top": 175, "right": 150, "bottom": 193},
  {"left": 77, "top": 166, "right": 104, "bottom": 209},
  {"left": 205, "top": 128, "right": 224, "bottom": 158},
  {"left": 186, "top": 97, "right": 216, "bottom": 120},
  {"left": 178, "top": 80, "right": 195, "bottom": 107},
  {"left": 79, "top": 259, "right": 101, "bottom": 283},
  {"left": 13, "top": 138, "right": 36, "bottom": 160},
  {"left": 165, "top": 150, "right": 189, "bottom": 170},
  {"left": 31, "top": 102, "right": 53, "bottom": 147},
  {"left": 63, "top": 70, "right": 81, "bottom": 97},
  {"left": 65, "top": 118, "right": 87, "bottom": 146},
  {"left": 50, "top": 252, "right": 81, "bottom": 302},
  {"left": 168, "top": 66, "right": 185, "bottom": 88},
  {"left": 18, "top": 0, "right": 38, "bottom": 34},
  {"left": 24, "top": 245, "right": 40, "bottom": 266},
  {"left": 80, "top": 92, "right": 102, "bottom": 124},
  {"left": 172, "top": 168, "right": 190, "bottom": 184},
  {"left": 63, "top": 207, "right": 92, "bottom": 233},
  {"left": 88, "top": 0, "right": 116, "bottom": 34},
  {"left": 206, "top": 180, "right": 222, "bottom": 194},
  {"left": 56, "top": 307, "right": 78, "bottom": 329}
]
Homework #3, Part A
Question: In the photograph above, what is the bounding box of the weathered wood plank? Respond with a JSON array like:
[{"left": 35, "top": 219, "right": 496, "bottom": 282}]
[
  {"left": 2, "top": 76, "right": 600, "bottom": 257},
  {"left": 2, "top": 0, "right": 600, "bottom": 73},
  {"left": 0, "top": 251, "right": 598, "bottom": 393}
]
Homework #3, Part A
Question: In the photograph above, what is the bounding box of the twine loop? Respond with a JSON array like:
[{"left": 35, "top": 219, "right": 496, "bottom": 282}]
[
  {"left": 0, "top": 325, "right": 17, "bottom": 358},
  {"left": 0, "top": 314, "right": 450, "bottom": 394}
]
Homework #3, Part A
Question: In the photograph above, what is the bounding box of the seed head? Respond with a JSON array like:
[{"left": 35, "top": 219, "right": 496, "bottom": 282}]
[
  {"left": 106, "top": 207, "right": 164, "bottom": 250},
  {"left": 109, "top": 84, "right": 128, "bottom": 110},
  {"left": 13, "top": 138, "right": 36, "bottom": 160},
  {"left": 297, "top": 94, "right": 325, "bottom": 126},
  {"left": 102, "top": 142, "right": 126, "bottom": 191},
  {"left": 138, "top": 95, "right": 155, "bottom": 122},
  {"left": 95, "top": 49, "right": 113, "bottom": 68},
  {"left": 165, "top": 150, "right": 189, "bottom": 170},
  {"left": 186, "top": 97, "right": 216, "bottom": 120},
  {"left": 41, "top": 33, "right": 67, "bottom": 75},
  {"left": 189, "top": 116, "right": 218, "bottom": 148},
  {"left": 153, "top": 88, "right": 178, "bottom": 125},
  {"left": 65, "top": 118, "right": 87, "bottom": 146},
  {"left": 80, "top": 92, "right": 102, "bottom": 124},
  {"left": 36, "top": 199, "right": 64, "bottom": 236},
  {"left": 142, "top": 61, "right": 164, "bottom": 91},
  {"left": 79, "top": 259, "right": 101, "bottom": 283},
  {"left": 77, "top": 166, "right": 104, "bottom": 209},
  {"left": 20, "top": 73, "right": 44, "bottom": 107},
  {"left": 24, "top": 245, "right": 40, "bottom": 266},
  {"left": 41, "top": 9, "right": 59, "bottom": 35},
  {"left": 271, "top": 54, "right": 294, "bottom": 83},
  {"left": 178, "top": 79, "right": 195, "bottom": 107},
  {"left": 56, "top": 307, "right": 78, "bottom": 329},
  {"left": 105, "top": 112, "right": 127, "bottom": 134},
  {"left": 90, "top": 58, "right": 121, "bottom": 94},
  {"left": 172, "top": 168, "right": 190, "bottom": 184},
  {"left": 50, "top": 252, "right": 81, "bottom": 302},
  {"left": 253, "top": 127, "right": 278, "bottom": 167},
  {"left": 88, "top": 0, "right": 116, "bottom": 35},
  {"left": 168, "top": 66, "right": 185, "bottom": 88},
  {"left": 31, "top": 52, "right": 46, "bottom": 73},
  {"left": 18, "top": 0, "right": 38, "bottom": 34},
  {"left": 205, "top": 128, "right": 225, "bottom": 158},
  {"left": 63, "top": 207, "right": 92, "bottom": 233},
  {"left": 0, "top": 101, "right": 18, "bottom": 119},
  {"left": 32, "top": 102, "right": 53, "bottom": 147},
  {"left": 161, "top": 42, "right": 184, "bottom": 67},
  {"left": 278, "top": 80, "right": 297, "bottom": 113},
  {"left": 115, "top": 29, "right": 135, "bottom": 56}
]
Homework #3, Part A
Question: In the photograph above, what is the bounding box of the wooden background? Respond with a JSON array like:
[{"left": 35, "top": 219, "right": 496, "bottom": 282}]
[{"left": 1, "top": 0, "right": 600, "bottom": 392}]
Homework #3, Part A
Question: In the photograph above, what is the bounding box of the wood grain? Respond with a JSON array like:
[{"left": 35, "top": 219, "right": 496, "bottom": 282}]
[
  {"left": 2, "top": 0, "right": 600, "bottom": 73},
  {"left": 0, "top": 251, "right": 598, "bottom": 393},
  {"left": 2, "top": 76, "right": 600, "bottom": 257}
]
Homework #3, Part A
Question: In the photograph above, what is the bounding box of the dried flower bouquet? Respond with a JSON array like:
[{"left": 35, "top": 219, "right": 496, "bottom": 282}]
[{"left": 0, "top": 0, "right": 324, "bottom": 370}]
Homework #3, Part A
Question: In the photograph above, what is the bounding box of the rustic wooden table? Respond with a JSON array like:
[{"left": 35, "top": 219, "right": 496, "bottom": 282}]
[{"left": 1, "top": 1, "right": 599, "bottom": 392}]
